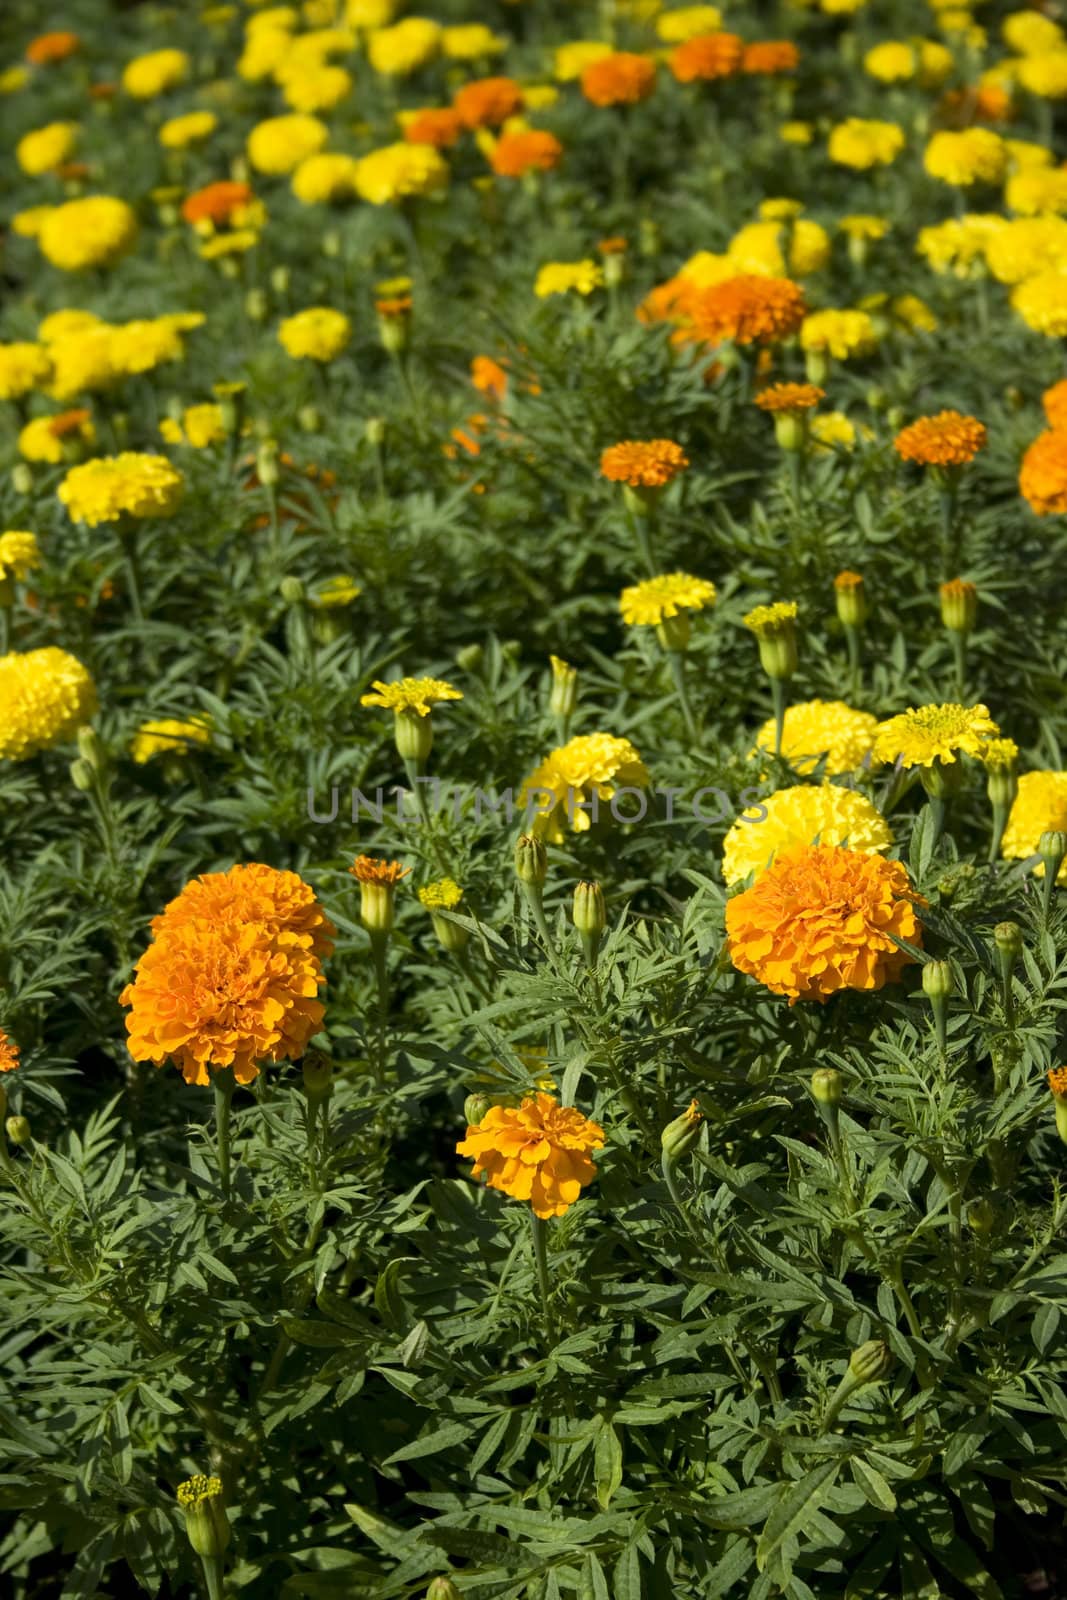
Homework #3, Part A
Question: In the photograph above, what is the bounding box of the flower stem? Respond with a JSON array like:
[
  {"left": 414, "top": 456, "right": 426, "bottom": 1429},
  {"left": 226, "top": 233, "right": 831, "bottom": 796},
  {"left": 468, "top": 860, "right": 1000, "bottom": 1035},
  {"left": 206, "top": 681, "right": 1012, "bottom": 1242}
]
[
  {"left": 200, "top": 1555, "right": 225, "bottom": 1600},
  {"left": 770, "top": 677, "right": 788, "bottom": 758},
  {"left": 529, "top": 1211, "right": 554, "bottom": 1345},
  {"left": 213, "top": 1069, "right": 235, "bottom": 1199},
  {"left": 662, "top": 1157, "right": 704, "bottom": 1248},
  {"left": 667, "top": 650, "right": 699, "bottom": 744}
]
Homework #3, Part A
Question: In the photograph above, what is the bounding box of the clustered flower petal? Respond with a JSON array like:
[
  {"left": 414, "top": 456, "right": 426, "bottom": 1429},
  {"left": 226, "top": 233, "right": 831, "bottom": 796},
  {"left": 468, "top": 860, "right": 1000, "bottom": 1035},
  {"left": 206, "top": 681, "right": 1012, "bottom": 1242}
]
[
  {"left": 600, "top": 439, "right": 689, "bottom": 488},
  {"left": 456, "top": 1092, "right": 605, "bottom": 1217},
  {"left": 58, "top": 454, "right": 184, "bottom": 525},
  {"left": 620, "top": 572, "right": 716, "bottom": 625},
  {"left": 520, "top": 731, "right": 649, "bottom": 842},
  {"left": 0, "top": 648, "right": 98, "bottom": 760},
  {"left": 894, "top": 411, "right": 987, "bottom": 467},
  {"left": 872, "top": 703, "right": 999, "bottom": 768},
  {"left": 722, "top": 784, "right": 893, "bottom": 886},
  {"left": 360, "top": 677, "right": 463, "bottom": 716}
]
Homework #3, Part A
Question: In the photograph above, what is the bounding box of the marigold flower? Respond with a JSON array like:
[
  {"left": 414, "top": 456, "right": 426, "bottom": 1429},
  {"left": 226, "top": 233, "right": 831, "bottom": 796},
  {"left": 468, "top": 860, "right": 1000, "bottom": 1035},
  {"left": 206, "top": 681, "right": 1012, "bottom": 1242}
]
[
  {"left": 0, "top": 1031, "right": 18, "bottom": 1073},
  {"left": 160, "top": 111, "right": 218, "bottom": 149},
  {"left": 0, "top": 343, "right": 52, "bottom": 401},
  {"left": 657, "top": 6, "right": 723, "bottom": 42},
  {"left": 520, "top": 731, "right": 649, "bottom": 842},
  {"left": 753, "top": 699, "right": 878, "bottom": 776},
  {"left": 453, "top": 76, "right": 524, "bottom": 129},
  {"left": 800, "top": 310, "right": 876, "bottom": 360},
  {"left": 16, "top": 122, "right": 78, "bottom": 176},
  {"left": 726, "top": 843, "right": 923, "bottom": 1003},
  {"left": 1049, "top": 1066, "right": 1067, "bottom": 1097},
  {"left": 152, "top": 862, "right": 335, "bottom": 957},
  {"left": 828, "top": 119, "right": 905, "bottom": 170},
  {"left": 402, "top": 107, "right": 463, "bottom": 149},
  {"left": 0, "top": 531, "right": 41, "bottom": 582},
  {"left": 26, "top": 32, "right": 80, "bottom": 65},
  {"left": 360, "top": 677, "right": 463, "bottom": 716},
  {"left": 669, "top": 32, "right": 743, "bottom": 82},
  {"left": 535, "top": 259, "right": 604, "bottom": 297},
  {"left": 755, "top": 382, "right": 824, "bottom": 413},
  {"left": 620, "top": 571, "right": 715, "bottom": 625},
  {"left": 247, "top": 114, "right": 328, "bottom": 174},
  {"left": 873, "top": 702, "right": 999, "bottom": 768},
  {"left": 1020, "top": 428, "right": 1067, "bottom": 513},
  {"left": 600, "top": 439, "right": 689, "bottom": 489},
  {"left": 160, "top": 405, "right": 226, "bottom": 450},
  {"left": 744, "top": 601, "right": 798, "bottom": 636},
  {"left": 122, "top": 48, "right": 189, "bottom": 98},
  {"left": 418, "top": 878, "right": 463, "bottom": 910},
  {"left": 58, "top": 454, "right": 184, "bottom": 526},
  {"left": 278, "top": 308, "right": 351, "bottom": 362},
  {"left": 1017, "top": 53, "right": 1067, "bottom": 99},
  {"left": 0, "top": 647, "right": 97, "bottom": 760},
  {"left": 310, "top": 575, "right": 361, "bottom": 607},
  {"left": 367, "top": 17, "right": 441, "bottom": 75},
  {"left": 1002, "top": 772, "right": 1067, "bottom": 880},
  {"left": 354, "top": 141, "right": 449, "bottom": 204},
  {"left": 742, "top": 41, "right": 799, "bottom": 75},
  {"left": 131, "top": 717, "right": 212, "bottom": 764},
  {"left": 728, "top": 218, "right": 829, "bottom": 279},
  {"left": 182, "top": 181, "right": 254, "bottom": 226},
  {"left": 925, "top": 129, "right": 1007, "bottom": 186},
  {"left": 38, "top": 196, "right": 137, "bottom": 271},
  {"left": 691, "top": 274, "right": 806, "bottom": 346},
  {"left": 109, "top": 314, "right": 204, "bottom": 377},
  {"left": 442, "top": 23, "right": 506, "bottom": 59},
  {"left": 282, "top": 64, "right": 353, "bottom": 113},
  {"left": 1012, "top": 272, "right": 1067, "bottom": 336},
  {"left": 723, "top": 783, "right": 893, "bottom": 886},
  {"left": 350, "top": 856, "right": 410, "bottom": 886},
  {"left": 581, "top": 52, "right": 657, "bottom": 107},
  {"left": 456, "top": 1092, "right": 605, "bottom": 1218},
  {"left": 491, "top": 130, "right": 563, "bottom": 178},
  {"left": 894, "top": 411, "right": 986, "bottom": 467},
  {"left": 1042, "top": 381, "right": 1067, "bottom": 430}
]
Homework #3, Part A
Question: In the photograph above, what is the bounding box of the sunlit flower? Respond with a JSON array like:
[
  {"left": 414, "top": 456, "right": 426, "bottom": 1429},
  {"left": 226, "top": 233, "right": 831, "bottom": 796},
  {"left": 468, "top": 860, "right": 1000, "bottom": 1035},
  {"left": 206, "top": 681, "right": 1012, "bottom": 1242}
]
[
  {"left": 58, "top": 453, "right": 184, "bottom": 526},
  {"left": 353, "top": 141, "right": 449, "bottom": 203},
  {"left": 691, "top": 274, "right": 806, "bottom": 345},
  {"left": 152, "top": 862, "right": 335, "bottom": 958},
  {"left": 442, "top": 23, "right": 506, "bottom": 59},
  {"left": 456, "top": 1092, "right": 605, "bottom": 1218},
  {"left": 872, "top": 702, "right": 999, "bottom": 768},
  {"left": 894, "top": 411, "right": 986, "bottom": 467},
  {"left": 917, "top": 215, "right": 1004, "bottom": 278},
  {"left": 925, "top": 128, "right": 1007, "bottom": 186},
  {"left": 491, "top": 130, "right": 563, "bottom": 177},
  {"left": 402, "top": 107, "right": 463, "bottom": 148},
  {"left": 360, "top": 676, "right": 463, "bottom": 716},
  {"left": 160, "top": 404, "right": 226, "bottom": 449},
  {"left": 726, "top": 843, "right": 922, "bottom": 1003},
  {"left": 367, "top": 17, "right": 441, "bottom": 75},
  {"left": 38, "top": 196, "right": 137, "bottom": 270},
  {"left": 160, "top": 111, "right": 218, "bottom": 148},
  {"left": 0, "top": 343, "right": 52, "bottom": 401},
  {"left": 0, "top": 1031, "right": 19, "bottom": 1073},
  {"left": 131, "top": 717, "right": 212, "bottom": 764},
  {"left": 1042, "top": 380, "right": 1067, "bottom": 430},
  {"left": 728, "top": 219, "right": 830, "bottom": 278},
  {"left": 986, "top": 217, "right": 1067, "bottom": 283},
  {"left": 1020, "top": 428, "right": 1067, "bottom": 513},
  {"left": 0, "top": 647, "right": 97, "bottom": 760},
  {"left": 26, "top": 32, "right": 81, "bottom": 65},
  {"left": 247, "top": 114, "right": 328, "bottom": 174},
  {"left": 534, "top": 259, "right": 603, "bottom": 297},
  {"left": 278, "top": 308, "right": 351, "bottom": 362},
  {"left": 722, "top": 783, "right": 893, "bottom": 886},
  {"left": 1012, "top": 272, "right": 1067, "bottom": 336},
  {"left": 600, "top": 439, "right": 689, "bottom": 488},
  {"left": 669, "top": 32, "right": 743, "bottom": 82},
  {"left": 828, "top": 119, "right": 905, "bottom": 170},
  {"left": 122, "top": 48, "right": 189, "bottom": 98},
  {"left": 1002, "top": 772, "right": 1067, "bottom": 880},
  {"left": 755, "top": 382, "right": 824, "bottom": 413},
  {"left": 520, "top": 731, "right": 649, "bottom": 841},
  {"left": 657, "top": 6, "right": 723, "bottom": 43},
  {"left": 16, "top": 121, "right": 78, "bottom": 175},
  {"left": 742, "top": 41, "right": 799, "bottom": 75},
  {"left": 182, "top": 181, "right": 254, "bottom": 227},
  {"left": 453, "top": 76, "right": 523, "bottom": 128},
  {"left": 800, "top": 310, "right": 876, "bottom": 360},
  {"left": 581, "top": 51, "right": 657, "bottom": 106},
  {"left": 620, "top": 571, "right": 715, "bottom": 625},
  {"left": 310, "top": 575, "right": 361, "bottom": 607},
  {"left": 0, "top": 531, "right": 41, "bottom": 582},
  {"left": 753, "top": 699, "right": 878, "bottom": 775}
]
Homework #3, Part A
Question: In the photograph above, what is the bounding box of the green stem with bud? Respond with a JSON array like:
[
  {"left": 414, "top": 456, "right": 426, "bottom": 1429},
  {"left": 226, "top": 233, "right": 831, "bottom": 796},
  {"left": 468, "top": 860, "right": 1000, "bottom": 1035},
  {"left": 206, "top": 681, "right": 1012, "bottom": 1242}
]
[
  {"left": 529, "top": 1211, "right": 554, "bottom": 1346},
  {"left": 770, "top": 677, "right": 787, "bottom": 759},
  {"left": 667, "top": 651, "right": 699, "bottom": 745}
]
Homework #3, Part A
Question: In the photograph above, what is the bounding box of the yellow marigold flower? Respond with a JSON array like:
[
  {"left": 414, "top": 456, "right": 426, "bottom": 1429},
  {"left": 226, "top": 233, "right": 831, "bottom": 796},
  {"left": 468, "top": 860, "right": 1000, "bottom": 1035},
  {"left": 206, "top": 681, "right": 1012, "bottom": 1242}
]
[
  {"left": 353, "top": 141, "right": 449, "bottom": 203},
  {"left": 840, "top": 214, "right": 889, "bottom": 242},
  {"left": 754, "top": 382, "right": 824, "bottom": 413},
  {"left": 0, "top": 1031, "right": 19, "bottom": 1073},
  {"left": 892, "top": 294, "right": 939, "bottom": 333},
  {"left": 199, "top": 230, "right": 260, "bottom": 260},
  {"left": 350, "top": 855, "right": 410, "bottom": 887},
  {"left": 753, "top": 699, "right": 878, "bottom": 775},
  {"left": 0, "top": 67, "right": 29, "bottom": 93},
  {"left": 247, "top": 114, "right": 328, "bottom": 174},
  {"left": 160, "top": 404, "right": 226, "bottom": 448},
  {"left": 657, "top": 6, "right": 722, "bottom": 41},
  {"left": 873, "top": 702, "right": 998, "bottom": 769},
  {"left": 863, "top": 41, "right": 915, "bottom": 81},
  {"left": 744, "top": 601, "right": 797, "bottom": 636},
  {"left": 58, "top": 453, "right": 184, "bottom": 526},
  {"left": 759, "top": 199, "right": 803, "bottom": 223},
  {"left": 726, "top": 844, "right": 922, "bottom": 1004},
  {"left": 120, "top": 918, "right": 326, "bottom": 1086},
  {"left": 292, "top": 151, "right": 360, "bottom": 203},
  {"left": 153, "top": 862, "right": 335, "bottom": 957},
  {"left": 727, "top": 219, "right": 830, "bottom": 278},
  {"left": 1004, "top": 11, "right": 1064, "bottom": 53},
  {"left": 16, "top": 121, "right": 78, "bottom": 175},
  {"left": 38, "top": 196, "right": 137, "bottom": 271},
  {"left": 442, "top": 23, "right": 506, "bottom": 58},
  {"left": 723, "top": 783, "right": 893, "bottom": 886},
  {"left": 360, "top": 676, "right": 462, "bottom": 716},
  {"left": 1012, "top": 272, "right": 1067, "bottom": 335},
  {"left": 159, "top": 110, "right": 218, "bottom": 148},
  {"left": 12, "top": 205, "right": 56, "bottom": 238},
  {"left": 554, "top": 41, "right": 613, "bottom": 82},
  {"left": 45, "top": 330, "right": 116, "bottom": 401},
  {"left": 600, "top": 439, "right": 688, "bottom": 488},
  {"left": 238, "top": 26, "right": 293, "bottom": 80},
  {"left": 1017, "top": 52, "right": 1067, "bottom": 99},
  {"left": 456, "top": 1092, "right": 605, "bottom": 1218},
  {"left": 1007, "top": 168, "right": 1067, "bottom": 217},
  {"left": 1020, "top": 428, "right": 1067, "bottom": 513},
  {"left": 620, "top": 571, "right": 716, "bottom": 625},
  {"left": 0, "top": 343, "right": 52, "bottom": 400},
  {"left": 894, "top": 411, "right": 986, "bottom": 467},
  {"left": 0, "top": 647, "right": 97, "bottom": 760},
  {"left": 278, "top": 307, "right": 351, "bottom": 362},
  {"left": 917, "top": 215, "right": 1004, "bottom": 278},
  {"left": 347, "top": 0, "right": 399, "bottom": 23},
  {"left": 925, "top": 129, "right": 1007, "bottom": 187},
  {"left": 981, "top": 736, "right": 1020, "bottom": 772},
  {"left": 1002, "top": 772, "right": 1067, "bottom": 880},
  {"left": 986, "top": 216, "right": 1067, "bottom": 282},
  {"left": 1005, "top": 139, "right": 1054, "bottom": 173},
  {"left": 109, "top": 314, "right": 204, "bottom": 377},
  {"left": 520, "top": 731, "right": 649, "bottom": 842},
  {"left": 122, "top": 48, "right": 189, "bottom": 97},
  {"left": 810, "top": 412, "right": 867, "bottom": 452},
  {"left": 828, "top": 118, "right": 906, "bottom": 170},
  {"left": 780, "top": 121, "right": 814, "bottom": 145},
  {"left": 281, "top": 64, "right": 353, "bottom": 112},
  {"left": 0, "top": 531, "right": 41, "bottom": 581},
  {"left": 534, "top": 259, "right": 604, "bottom": 297},
  {"left": 691, "top": 274, "right": 806, "bottom": 345},
  {"left": 367, "top": 17, "right": 441, "bottom": 75},
  {"left": 310, "top": 575, "right": 361, "bottom": 607},
  {"left": 38, "top": 309, "right": 101, "bottom": 342},
  {"left": 800, "top": 310, "right": 876, "bottom": 359},
  {"left": 418, "top": 878, "right": 463, "bottom": 909},
  {"left": 131, "top": 717, "right": 212, "bottom": 764}
]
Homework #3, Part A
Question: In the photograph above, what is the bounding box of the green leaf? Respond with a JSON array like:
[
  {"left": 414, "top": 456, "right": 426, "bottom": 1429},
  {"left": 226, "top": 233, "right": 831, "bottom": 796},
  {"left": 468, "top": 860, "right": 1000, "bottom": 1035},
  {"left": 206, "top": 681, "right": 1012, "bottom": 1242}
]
[
  {"left": 1032, "top": 1302, "right": 1060, "bottom": 1355},
  {"left": 851, "top": 1457, "right": 897, "bottom": 1512},
  {"left": 612, "top": 1543, "right": 641, "bottom": 1600},
  {"left": 593, "top": 1419, "right": 623, "bottom": 1511},
  {"left": 280, "top": 1318, "right": 355, "bottom": 1348},
  {"left": 383, "top": 1421, "right": 472, "bottom": 1467},
  {"left": 756, "top": 1460, "right": 841, "bottom": 1574},
  {"left": 374, "top": 1257, "right": 417, "bottom": 1333}
]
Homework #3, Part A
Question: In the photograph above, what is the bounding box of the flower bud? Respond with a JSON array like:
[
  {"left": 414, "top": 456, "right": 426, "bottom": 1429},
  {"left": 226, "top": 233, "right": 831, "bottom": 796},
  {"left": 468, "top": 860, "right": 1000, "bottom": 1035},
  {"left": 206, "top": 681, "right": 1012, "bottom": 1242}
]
[
  {"left": 573, "top": 881, "right": 606, "bottom": 939},
  {"left": 922, "top": 960, "right": 954, "bottom": 1000},
  {"left": 848, "top": 1339, "right": 893, "bottom": 1386},
  {"left": 394, "top": 707, "right": 433, "bottom": 765},
  {"left": 365, "top": 417, "right": 386, "bottom": 446},
  {"left": 256, "top": 441, "right": 280, "bottom": 486},
  {"left": 549, "top": 656, "right": 578, "bottom": 718},
  {"left": 426, "top": 1580, "right": 462, "bottom": 1600},
  {"left": 968, "top": 1196, "right": 995, "bottom": 1236},
  {"left": 177, "top": 1475, "right": 231, "bottom": 1560},
  {"left": 804, "top": 349, "right": 829, "bottom": 386},
  {"left": 1039, "top": 830, "right": 1066, "bottom": 886},
  {"left": 322, "top": 229, "right": 342, "bottom": 258},
  {"left": 638, "top": 217, "right": 660, "bottom": 257},
  {"left": 77, "top": 725, "right": 104, "bottom": 769},
  {"left": 270, "top": 265, "right": 290, "bottom": 295},
  {"left": 245, "top": 288, "right": 268, "bottom": 321},
  {"left": 302, "top": 1050, "right": 333, "bottom": 1105},
  {"left": 455, "top": 643, "right": 483, "bottom": 673},
  {"left": 279, "top": 576, "right": 305, "bottom": 605},
  {"left": 657, "top": 611, "right": 691, "bottom": 653},
  {"left": 745, "top": 604, "right": 799, "bottom": 680},
  {"left": 939, "top": 578, "right": 978, "bottom": 635},
  {"left": 298, "top": 404, "right": 321, "bottom": 433},
  {"left": 515, "top": 834, "right": 547, "bottom": 887},
  {"left": 833, "top": 571, "right": 867, "bottom": 630},
  {"left": 994, "top": 921, "right": 1022, "bottom": 962},
  {"left": 11, "top": 464, "right": 34, "bottom": 496},
  {"left": 70, "top": 758, "right": 95, "bottom": 792},
  {"left": 772, "top": 410, "right": 808, "bottom": 453},
  {"left": 464, "top": 1092, "right": 494, "bottom": 1127},
  {"left": 5, "top": 1115, "right": 31, "bottom": 1146},
  {"left": 661, "top": 1099, "right": 704, "bottom": 1163},
  {"left": 811, "top": 1067, "right": 842, "bottom": 1107}
]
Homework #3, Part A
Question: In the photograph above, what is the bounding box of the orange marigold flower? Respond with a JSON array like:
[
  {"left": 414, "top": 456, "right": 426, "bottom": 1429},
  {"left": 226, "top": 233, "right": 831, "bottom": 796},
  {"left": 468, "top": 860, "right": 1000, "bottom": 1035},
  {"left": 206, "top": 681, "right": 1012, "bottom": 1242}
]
[
  {"left": 1020, "top": 428, "right": 1067, "bottom": 514},
  {"left": 726, "top": 843, "right": 923, "bottom": 1004},
  {"left": 151, "top": 862, "right": 336, "bottom": 958},
  {"left": 181, "top": 181, "right": 254, "bottom": 226},
  {"left": 49, "top": 407, "right": 92, "bottom": 437},
  {"left": 691, "top": 274, "right": 807, "bottom": 346},
  {"left": 600, "top": 439, "right": 689, "bottom": 488},
  {"left": 27, "top": 32, "right": 80, "bottom": 64},
  {"left": 0, "top": 1029, "right": 19, "bottom": 1073},
  {"left": 490, "top": 129, "right": 563, "bottom": 178},
  {"left": 581, "top": 52, "right": 657, "bottom": 107},
  {"left": 349, "top": 855, "right": 410, "bottom": 885},
  {"left": 1049, "top": 1066, "right": 1067, "bottom": 1097},
  {"left": 471, "top": 354, "right": 509, "bottom": 403},
  {"left": 598, "top": 236, "right": 627, "bottom": 256},
  {"left": 403, "top": 107, "right": 463, "bottom": 148},
  {"left": 119, "top": 919, "right": 326, "bottom": 1086},
  {"left": 669, "top": 32, "right": 744, "bottom": 83},
  {"left": 742, "top": 41, "right": 799, "bottom": 76},
  {"left": 1043, "top": 380, "right": 1067, "bottom": 430},
  {"left": 456, "top": 1091, "right": 605, "bottom": 1218},
  {"left": 938, "top": 85, "right": 1013, "bottom": 127},
  {"left": 453, "top": 76, "right": 524, "bottom": 129},
  {"left": 894, "top": 410, "right": 987, "bottom": 467},
  {"left": 755, "top": 381, "right": 824, "bottom": 413}
]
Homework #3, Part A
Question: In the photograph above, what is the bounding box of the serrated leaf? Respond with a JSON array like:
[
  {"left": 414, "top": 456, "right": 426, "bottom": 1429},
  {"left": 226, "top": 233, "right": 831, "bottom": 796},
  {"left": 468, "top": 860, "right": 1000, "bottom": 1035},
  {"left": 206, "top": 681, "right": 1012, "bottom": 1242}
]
[
  {"left": 851, "top": 1457, "right": 896, "bottom": 1512},
  {"left": 594, "top": 1419, "right": 623, "bottom": 1510},
  {"left": 756, "top": 1460, "right": 841, "bottom": 1574}
]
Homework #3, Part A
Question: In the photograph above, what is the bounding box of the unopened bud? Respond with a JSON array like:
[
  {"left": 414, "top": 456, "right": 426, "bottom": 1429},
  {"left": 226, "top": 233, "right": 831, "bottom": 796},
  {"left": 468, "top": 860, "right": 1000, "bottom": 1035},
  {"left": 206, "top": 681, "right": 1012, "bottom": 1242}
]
[
  {"left": 922, "top": 960, "right": 954, "bottom": 1000},
  {"left": 1039, "top": 830, "right": 1066, "bottom": 885},
  {"left": 302, "top": 1050, "right": 333, "bottom": 1105},
  {"left": 939, "top": 578, "right": 978, "bottom": 635},
  {"left": 322, "top": 229, "right": 342, "bottom": 258},
  {"left": 463, "top": 1092, "right": 494, "bottom": 1127},
  {"left": 279, "top": 576, "right": 305, "bottom": 604},
  {"left": 177, "top": 1475, "right": 231, "bottom": 1559},
  {"left": 573, "top": 881, "right": 605, "bottom": 939},
  {"left": 549, "top": 655, "right": 578, "bottom": 717},
  {"left": 968, "top": 1196, "right": 995, "bottom": 1236},
  {"left": 70, "top": 758, "right": 95, "bottom": 791},
  {"left": 394, "top": 708, "right": 433, "bottom": 765},
  {"left": 426, "top": 1580, "right": 462, "bottom": 1600},
  {"left": 12, "top": 464, "right": 34, "bottom": 496},
  {"left": 365, "top": 416, "right": 386, "bottom": 446},
  {"left": 77, "top": 725, "right": 104, "bottom": 768},
  {"left": 298, "top": 404, "right": 321, "bottom": 433},
  {"left": 256, "top": 442, "right": 279, "bottom": 486},
  {"left": 515, "top": 834, "right": 547, "bottom": 887},
  {"left": 848, "top": 1339, "right": 894, "bottom": 1386},
  {"left": 811, "top": 1067, "right": 842, "bottom": 1107},
  {"left": 245, "top": 288, "right": 268, "bottom": 321},
  {"left": 456, "top": 643, "right": 483, "bottom": 672},
  {"left": 833, "top": 571, "right": 867, "bottom": 629},
  {"left": 994, "top": 921, "right": 1022, "bottom": 962},
  {"left": 270, "top": 265, "right": 290, "bottom": 295},
  {"left": 661, "top": 1099, "right": 704, "bottom": 1163},
  {"left": 5, "top": 1115, "right": 31, "bottom": 1147}
]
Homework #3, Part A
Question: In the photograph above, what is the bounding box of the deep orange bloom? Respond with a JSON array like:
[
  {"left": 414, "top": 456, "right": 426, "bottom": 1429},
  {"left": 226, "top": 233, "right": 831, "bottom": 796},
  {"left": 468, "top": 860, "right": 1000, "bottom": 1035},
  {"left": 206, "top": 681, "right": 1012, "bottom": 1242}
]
[
  {"left": 894, "top": 411, "right": 986, "bottom": 467},
  {"left": 376, "top": 294, "right": 413, "bottom": 319},
  {"left": 453, "top": 76, "right": 524, "bottom": 129},
  {"left": 471, "top": 355, "right": 509, "bottom": 403},
  {"left": 181, "top": 181, "right": 254, "bottom": 226},
  {"left": 349, "top": 855, "right": 410, "bottom": 885},
  {"left": 491, "top": 129, "right": 563, "bottom": 177},
  {"left": 403, "top": 107, "right": 464, "bottom": 148},
  {"left": 726, "top": 843, "right": 923, "bottom": 1004},
  {"left": 755, "top": 382, "right": 824, "bottom": 413},
  {"left": 151, "top": 863, "right": 336, "bottom": 958},
  {"left": 1043, "top": 380, "right": 1067, "bottom": 430},
  {"left": 27, "top": 31, "right": 80, "bottom": 64},
  {"left": 742, "top": 41, "right": 799, "bottom": 75},
  {"left": 1049, "top": 1066, "right": 1067, "bottom": 1096},
  {"left": 1020, "top": 429, "right": 1067, "bottom": 514},
  {"left": 601, "top": 439, "right": 689, "bottom": 488},
  {"left": 456, "top": 1092, "right": 605, "bottom": 1218},
  {"left": 49, "top": 408, "right": 92, "bottom": 438},
  {"left": 691, "top": 274, "right": 806, "bottom": 346},
  {"left": 598, "top": 236, "right": 627, "bottom": 256},
  {"left": 937, "top": 85, "right": 1013, "bottom": 127},
  {"left": 581, "top": 52, "right": 657, "bottom": 107},
  {"left": 669, "top": 32, "right": 743, "bottom": 83},
  {"left": 0, "top": 1030, "right": 19, "bottom": 1073}
]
